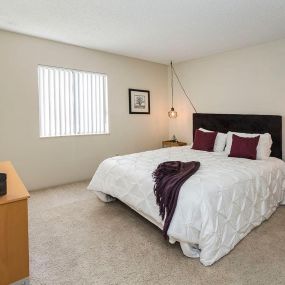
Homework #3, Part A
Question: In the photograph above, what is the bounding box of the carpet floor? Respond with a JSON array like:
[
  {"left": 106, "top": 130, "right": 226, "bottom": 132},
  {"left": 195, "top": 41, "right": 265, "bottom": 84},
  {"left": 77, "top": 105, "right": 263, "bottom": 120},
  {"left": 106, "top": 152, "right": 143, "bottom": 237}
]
[{"left": 29, "top": 181, "right": 285, "bottom": 285}]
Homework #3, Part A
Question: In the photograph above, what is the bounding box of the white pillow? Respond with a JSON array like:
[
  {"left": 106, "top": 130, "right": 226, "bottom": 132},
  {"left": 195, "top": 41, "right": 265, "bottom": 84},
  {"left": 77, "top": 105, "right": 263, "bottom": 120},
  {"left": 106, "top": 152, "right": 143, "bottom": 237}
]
[
  {"left": 199, "top": 128, "right": 227, "bottom": 152},
  {"left": 225, "top": 132, "right": 272, "bottom": 160}
]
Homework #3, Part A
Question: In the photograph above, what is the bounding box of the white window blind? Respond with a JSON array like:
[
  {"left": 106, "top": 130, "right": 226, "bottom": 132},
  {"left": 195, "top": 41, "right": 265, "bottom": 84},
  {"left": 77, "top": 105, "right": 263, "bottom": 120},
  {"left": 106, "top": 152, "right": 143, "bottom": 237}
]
[{"left": 38, "top": 65, "right": 109, "bottom": 137}]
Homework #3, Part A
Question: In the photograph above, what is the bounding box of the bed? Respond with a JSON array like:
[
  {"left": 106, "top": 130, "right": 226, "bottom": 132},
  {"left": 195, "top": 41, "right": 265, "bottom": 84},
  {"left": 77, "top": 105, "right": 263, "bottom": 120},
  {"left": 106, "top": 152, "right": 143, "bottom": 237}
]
[{"left": 88, "top": 113, "right": 285, "bottom": 266}]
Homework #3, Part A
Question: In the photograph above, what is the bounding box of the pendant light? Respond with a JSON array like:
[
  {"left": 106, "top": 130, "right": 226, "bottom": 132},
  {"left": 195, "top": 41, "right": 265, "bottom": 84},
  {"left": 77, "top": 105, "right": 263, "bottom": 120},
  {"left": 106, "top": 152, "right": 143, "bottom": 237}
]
[
  {"left": 168, "top": 61, "right": 178, "bottom": 118},
  {"left": 168, "top": 61, "right": 197, "bottom": 118}
]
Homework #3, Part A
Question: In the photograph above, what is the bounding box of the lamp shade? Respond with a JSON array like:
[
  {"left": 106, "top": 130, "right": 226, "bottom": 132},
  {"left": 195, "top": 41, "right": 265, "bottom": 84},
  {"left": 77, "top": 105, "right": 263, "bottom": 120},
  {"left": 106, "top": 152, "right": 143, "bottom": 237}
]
[{"left": 168, "top": 107, "right": 177, "bottom": 119}]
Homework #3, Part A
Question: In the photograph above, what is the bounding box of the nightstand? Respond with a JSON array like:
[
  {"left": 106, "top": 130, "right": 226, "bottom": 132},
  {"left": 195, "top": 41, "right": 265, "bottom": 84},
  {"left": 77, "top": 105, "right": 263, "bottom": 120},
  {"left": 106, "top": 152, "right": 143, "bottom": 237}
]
[{"left": 162, "top": 140, "right": 187, "bottom": 148}]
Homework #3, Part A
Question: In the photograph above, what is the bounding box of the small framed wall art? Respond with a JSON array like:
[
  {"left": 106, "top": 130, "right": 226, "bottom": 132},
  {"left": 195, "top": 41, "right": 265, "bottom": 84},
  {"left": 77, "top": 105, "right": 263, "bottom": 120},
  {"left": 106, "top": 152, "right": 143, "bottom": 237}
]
[{"left": 129, "top": 89, "right": 150, "bottom": 114}]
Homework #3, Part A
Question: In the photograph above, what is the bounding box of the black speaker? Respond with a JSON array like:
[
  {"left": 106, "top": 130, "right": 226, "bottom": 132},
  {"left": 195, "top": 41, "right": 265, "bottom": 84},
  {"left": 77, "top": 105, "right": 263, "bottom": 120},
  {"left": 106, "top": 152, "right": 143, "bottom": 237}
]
[{"left": 0, "top": 173, "right": 7, "bottom": 196}]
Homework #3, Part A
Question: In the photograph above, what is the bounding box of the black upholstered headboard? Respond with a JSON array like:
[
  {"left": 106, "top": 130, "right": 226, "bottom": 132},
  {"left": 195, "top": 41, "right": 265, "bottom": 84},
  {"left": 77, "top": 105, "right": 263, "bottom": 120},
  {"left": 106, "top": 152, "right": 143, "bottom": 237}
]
[{"left": 193, "top": 113, "right": 282, "bottom": 159}]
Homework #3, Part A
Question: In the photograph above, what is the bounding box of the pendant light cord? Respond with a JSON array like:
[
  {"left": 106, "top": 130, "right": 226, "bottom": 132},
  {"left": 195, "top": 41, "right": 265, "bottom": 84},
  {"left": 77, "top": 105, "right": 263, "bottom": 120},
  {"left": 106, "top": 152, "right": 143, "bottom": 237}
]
[
  {"left": 171, "top": 62, "right": 197, "bottom": 113},
  {"left": 171, "top": 61, "right": 174, "bottom": 108}
]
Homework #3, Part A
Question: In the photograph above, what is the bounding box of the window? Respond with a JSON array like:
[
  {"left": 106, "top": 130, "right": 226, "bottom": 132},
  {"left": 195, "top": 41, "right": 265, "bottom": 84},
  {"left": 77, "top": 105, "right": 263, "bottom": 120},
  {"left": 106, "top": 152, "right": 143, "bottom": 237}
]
[{"left": 38, "top": 65, "right": 109, "bottom": 137}]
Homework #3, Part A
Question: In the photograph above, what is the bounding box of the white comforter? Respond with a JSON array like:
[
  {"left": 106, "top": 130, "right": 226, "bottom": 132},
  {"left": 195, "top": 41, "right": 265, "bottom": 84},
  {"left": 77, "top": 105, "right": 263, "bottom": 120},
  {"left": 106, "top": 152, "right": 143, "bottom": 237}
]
[{"left": 88, "top": 146, "right": 285, "bottom": 266}]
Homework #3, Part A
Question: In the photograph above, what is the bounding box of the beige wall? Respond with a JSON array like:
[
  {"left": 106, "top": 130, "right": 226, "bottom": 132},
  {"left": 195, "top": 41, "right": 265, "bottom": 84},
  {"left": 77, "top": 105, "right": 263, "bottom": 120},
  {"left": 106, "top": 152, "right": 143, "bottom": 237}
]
[
  {"left": 169, "top": 39, "right": 285, "bottom": 158},
  {"left": 1, "top": 30, "right": 284, "bottom": 190},
  {"left": 0, "top": 30, "right": 169, "bottom": 190}
]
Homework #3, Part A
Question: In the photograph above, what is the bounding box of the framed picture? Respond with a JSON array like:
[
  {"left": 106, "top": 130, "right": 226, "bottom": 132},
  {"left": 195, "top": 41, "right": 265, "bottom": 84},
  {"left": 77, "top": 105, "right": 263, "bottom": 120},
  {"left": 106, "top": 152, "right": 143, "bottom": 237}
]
[{"left": 129, "top": 89, "right": 150, "bottom": 114}]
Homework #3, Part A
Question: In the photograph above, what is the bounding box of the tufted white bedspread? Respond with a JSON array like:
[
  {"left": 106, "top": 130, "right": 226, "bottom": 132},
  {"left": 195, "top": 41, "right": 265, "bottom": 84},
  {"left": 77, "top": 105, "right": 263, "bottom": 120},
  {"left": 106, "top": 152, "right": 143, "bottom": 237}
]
[{"left": 88, "top": 146, "right": 285, "bottom": 266}]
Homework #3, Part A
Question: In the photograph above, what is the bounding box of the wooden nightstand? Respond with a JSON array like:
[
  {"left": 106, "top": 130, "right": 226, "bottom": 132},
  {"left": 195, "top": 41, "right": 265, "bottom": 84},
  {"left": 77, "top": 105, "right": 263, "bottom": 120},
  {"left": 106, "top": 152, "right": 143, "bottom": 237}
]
[
  {"left": 0, "top": 161, "right": 30, "bottom": 285},
  {"left": 162, "top": 140, "right": 187, "bottom": 148}
]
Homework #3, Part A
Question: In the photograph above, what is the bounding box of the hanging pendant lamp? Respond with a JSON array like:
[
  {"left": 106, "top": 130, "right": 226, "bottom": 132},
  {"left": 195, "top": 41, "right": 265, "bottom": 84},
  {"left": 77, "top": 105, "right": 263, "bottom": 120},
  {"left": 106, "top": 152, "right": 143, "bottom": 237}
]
[
  {"left": 168, "top": 62, "right": 178, "bottom": 118},
  {"left": 168, "top": 61, "right": 197, "bottom": 118}
]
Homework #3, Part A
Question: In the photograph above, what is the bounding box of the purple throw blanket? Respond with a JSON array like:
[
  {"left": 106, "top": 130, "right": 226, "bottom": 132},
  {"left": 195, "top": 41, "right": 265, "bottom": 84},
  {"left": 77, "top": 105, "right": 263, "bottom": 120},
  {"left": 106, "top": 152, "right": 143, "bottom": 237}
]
[{"left": 153, "top": 161, "right": 200, "bottom": 238}]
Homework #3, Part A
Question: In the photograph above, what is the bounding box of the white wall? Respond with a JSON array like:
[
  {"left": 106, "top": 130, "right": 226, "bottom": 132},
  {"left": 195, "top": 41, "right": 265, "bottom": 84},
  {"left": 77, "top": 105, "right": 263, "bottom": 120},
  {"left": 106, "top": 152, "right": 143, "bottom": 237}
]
[
  {"left": 169, "top": 39, "right": 285, "bottom": 158},
  {"left": 0, "top": 30, "right": 169, "bottom": 190}
]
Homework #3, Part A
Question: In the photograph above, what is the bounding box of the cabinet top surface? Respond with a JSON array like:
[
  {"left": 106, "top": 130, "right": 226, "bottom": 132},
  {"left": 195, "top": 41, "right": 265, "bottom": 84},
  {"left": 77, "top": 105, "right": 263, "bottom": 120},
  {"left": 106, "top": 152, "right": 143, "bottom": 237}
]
[
  {"left": 163, "top": 140, "right": 187, "bottom": 144},
  {"left": 0, "top": 161, "right": 29, "bottom": 205}
]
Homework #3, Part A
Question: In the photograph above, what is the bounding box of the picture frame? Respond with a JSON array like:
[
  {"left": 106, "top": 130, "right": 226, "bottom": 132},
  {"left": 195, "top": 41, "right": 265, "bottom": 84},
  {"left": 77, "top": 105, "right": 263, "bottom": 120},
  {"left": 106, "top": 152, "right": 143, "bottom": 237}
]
[{"left": 129, "top": 89, "right": 150, "bottom": 114}]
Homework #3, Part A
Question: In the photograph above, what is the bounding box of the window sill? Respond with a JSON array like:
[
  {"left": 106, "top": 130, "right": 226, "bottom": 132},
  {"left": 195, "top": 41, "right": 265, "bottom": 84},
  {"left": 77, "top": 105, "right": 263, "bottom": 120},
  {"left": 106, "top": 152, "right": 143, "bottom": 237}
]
[{"left": 39, "top": 132, "right": 110, "bottom": 139}]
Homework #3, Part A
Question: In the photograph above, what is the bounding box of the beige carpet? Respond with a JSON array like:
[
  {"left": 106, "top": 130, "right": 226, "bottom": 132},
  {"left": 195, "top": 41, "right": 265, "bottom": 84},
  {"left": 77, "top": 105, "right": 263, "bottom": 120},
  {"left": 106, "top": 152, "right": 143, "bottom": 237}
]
[{"left": 29, "top": 181, "right": 285, "bottom": 285}]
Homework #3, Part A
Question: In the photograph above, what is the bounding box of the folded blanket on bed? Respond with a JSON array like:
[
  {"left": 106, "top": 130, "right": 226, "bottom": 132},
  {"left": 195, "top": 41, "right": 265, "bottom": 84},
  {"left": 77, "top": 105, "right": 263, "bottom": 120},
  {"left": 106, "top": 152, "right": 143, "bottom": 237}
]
[{"left": 153, "top": 161, "right": 200, "bottom": 238}]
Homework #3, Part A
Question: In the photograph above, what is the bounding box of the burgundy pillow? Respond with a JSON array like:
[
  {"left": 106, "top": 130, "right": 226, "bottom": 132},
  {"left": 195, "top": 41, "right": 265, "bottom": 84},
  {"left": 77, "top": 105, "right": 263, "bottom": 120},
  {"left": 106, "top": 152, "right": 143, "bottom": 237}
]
[
  {"left": 229, "top": 134, "right": 260, "bottom": 160},
  {"left": 192, "top": 129, "right": 218, "bottom": 152}
]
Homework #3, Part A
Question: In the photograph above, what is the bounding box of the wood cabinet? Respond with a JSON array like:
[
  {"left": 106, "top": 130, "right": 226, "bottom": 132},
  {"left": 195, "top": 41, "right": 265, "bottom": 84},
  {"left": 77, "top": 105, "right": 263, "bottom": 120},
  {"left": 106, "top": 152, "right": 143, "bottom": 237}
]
[
  {"left": 0, "top": 161, "right": 30, "bottom": 285},
  {"left": 162, "top": 140, "right": 187, "bottom": 148}
]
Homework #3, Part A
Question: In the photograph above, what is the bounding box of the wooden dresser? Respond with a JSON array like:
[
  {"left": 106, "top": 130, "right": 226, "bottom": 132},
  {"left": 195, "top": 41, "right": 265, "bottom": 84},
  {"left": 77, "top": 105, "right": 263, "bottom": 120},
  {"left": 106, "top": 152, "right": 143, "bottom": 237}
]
[{"left": 0, "top": 161, "right": 30, "bottom": 285}]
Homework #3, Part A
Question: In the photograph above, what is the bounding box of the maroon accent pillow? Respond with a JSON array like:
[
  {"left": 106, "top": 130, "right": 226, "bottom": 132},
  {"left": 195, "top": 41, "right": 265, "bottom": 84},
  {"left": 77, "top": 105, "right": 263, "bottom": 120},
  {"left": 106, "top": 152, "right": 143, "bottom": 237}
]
[
  {"left": 229, "top": 134, "right": 260, "bottom": 160},
  {"left": 192, "top": 129, "right": 218, "bottom": 152}
]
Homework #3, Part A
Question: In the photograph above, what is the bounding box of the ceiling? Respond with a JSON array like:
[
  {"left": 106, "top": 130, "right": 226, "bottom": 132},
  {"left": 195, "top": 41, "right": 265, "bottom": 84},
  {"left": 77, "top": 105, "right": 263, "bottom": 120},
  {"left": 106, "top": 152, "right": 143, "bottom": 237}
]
[{"left": 1, "top": 0, "right": 285, "bottom": 64}]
